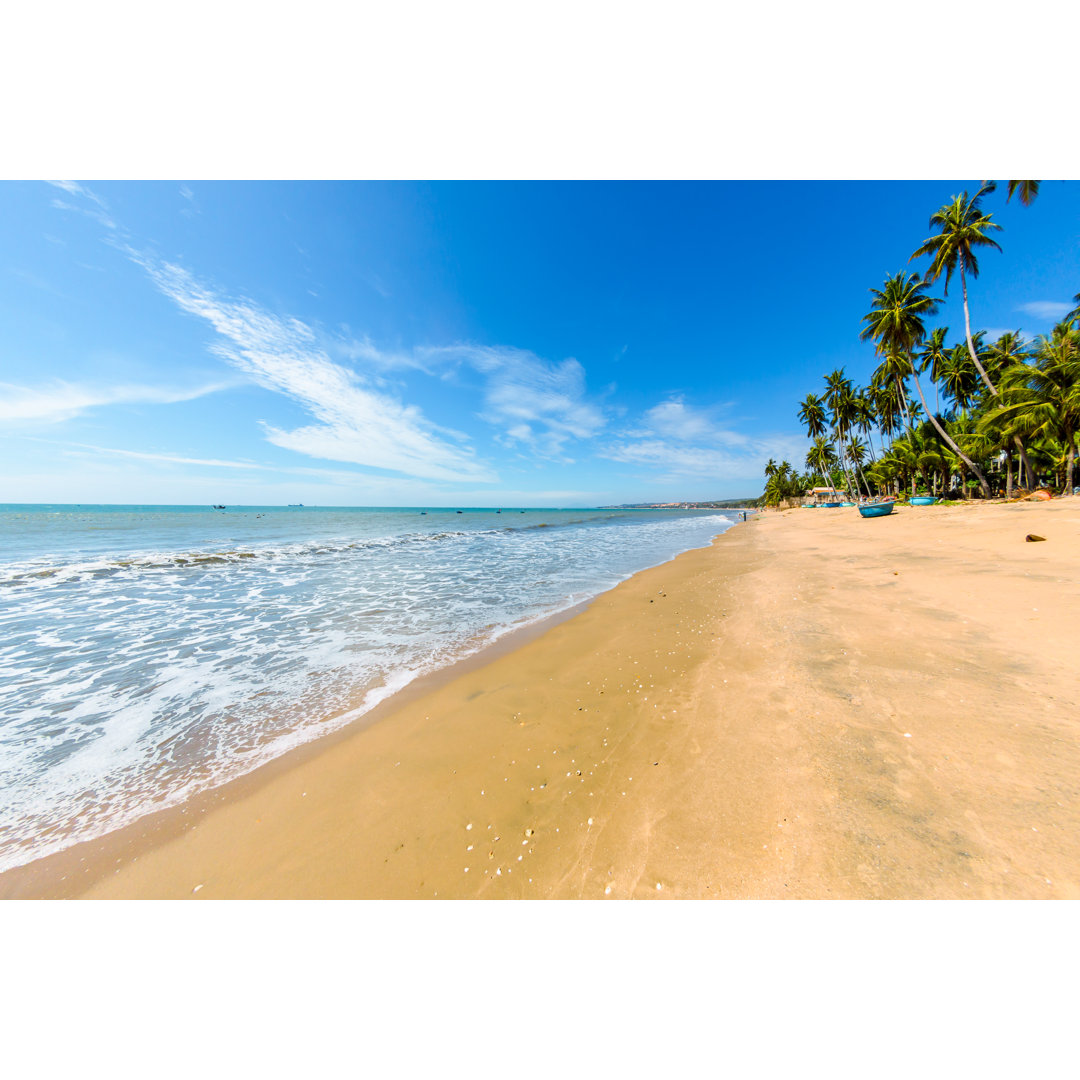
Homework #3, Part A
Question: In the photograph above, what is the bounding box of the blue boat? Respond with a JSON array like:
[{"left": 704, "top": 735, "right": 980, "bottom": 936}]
[
  {"left": 910, "top": 496, "right": 938, "bottom": 506},
  {"left": 859, "top": 502, "right": 895, "bottom": 517}
]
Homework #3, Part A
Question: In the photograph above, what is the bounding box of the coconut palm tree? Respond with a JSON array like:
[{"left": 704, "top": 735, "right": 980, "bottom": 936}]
[
  {"left": 852, "top": 388, "right": 879, "bottom": 461},
  {"left": 797, "top": 394, "right": 827, "bottom": 441},
  {"left": 984, "top": 330, "right": 1024, "bottom": 388},
  {"left": 989, "top": 325, "right": 1080, "bottom": 495},
  {"left": 762, "top": 460, "right": 807, "bottom": 507},
  {"left": 805, "top": 436, "right": 836, "bottom": 484},
  {"left": 823, "top": 368, "right": 864, "bottom": 497},
  {"left": 918, "top": 326, "right": 951, "bottom": 412},
  {"left": 1007, "top": 181, "right": 1040, "bottom": 206},
  {"left": 871, "top": 349, "right": 916, "bottom": 434},
  {"left": 846, "top": 436, "right": 869, "bottom": 475},
  {"left": 869, "top": 370, "right": 904, "bottom": 447},
  {"left": 910, "top": 184, "right": 1003, "bottom": 399},
  {"left": 939, "top": 342, "right": 981, "bottom": 414},
  {"left": 1064, "top": 292, "right": 1080, "bottom": 330},
  {"left": 985, "top": 331, "right": 1036, "bottom": 487},
  {"left": 861, "top": 270, "right": 991, "bottom": 497}
]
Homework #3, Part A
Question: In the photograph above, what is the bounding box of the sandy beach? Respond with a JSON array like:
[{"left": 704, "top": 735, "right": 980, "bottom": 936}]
[{"left": 5, "top": 498, "right": 1080, "bottom": 900}]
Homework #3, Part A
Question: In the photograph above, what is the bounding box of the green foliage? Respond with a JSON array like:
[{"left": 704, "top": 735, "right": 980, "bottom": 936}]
[
  {"left": 910, "top": 185, "right": 1002, "bottom": 296},
  {"left": 768, "top": 182, "right": 1076, "bottom": 503},
  {"left": 760, "top": 460, "right": 808, "bottom": 507}
]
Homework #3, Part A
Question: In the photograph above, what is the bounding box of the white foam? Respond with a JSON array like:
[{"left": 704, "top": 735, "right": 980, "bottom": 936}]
[{"left": 0, "top": 508, "right": 734, "bottom": 870}]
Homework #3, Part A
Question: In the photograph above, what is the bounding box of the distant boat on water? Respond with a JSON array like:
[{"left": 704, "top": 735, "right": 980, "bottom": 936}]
[
  {"left": 287, "top": 503, "right": 304, "bottom": 507},
  {"left": 212, "top": 505, "right": 226, "bottom": 510}
]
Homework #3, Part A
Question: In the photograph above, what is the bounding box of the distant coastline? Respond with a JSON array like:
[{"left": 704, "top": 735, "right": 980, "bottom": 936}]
[{"left": 602, "top": 498, "right": 757, "bottom": 510}]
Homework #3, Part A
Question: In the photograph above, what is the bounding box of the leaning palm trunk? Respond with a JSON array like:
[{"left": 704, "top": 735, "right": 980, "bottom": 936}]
[
  {"left": 959, "top": 252, "right": 1036, "bottom": 486},
  {"left": 910, "top": 371, "right": 992, "bottom": 498},
  {"left": 960, "top": 251, "right": 998, "bottom": 397}
]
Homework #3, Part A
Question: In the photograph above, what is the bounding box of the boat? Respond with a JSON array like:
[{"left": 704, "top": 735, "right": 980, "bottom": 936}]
[
  {"left": 287, "top": 503, "right": 304, "bottom": 507},
  {"left": 212, "top": 504, "right": 226, "bottom": 510},
  {"left": 859, "top": 502, "right": 895, "bottom": 518},
  {"left": 820, "top": 501, "right": 842, "bottom": 508},
  {"left": 910, "top": 496, "right": 937, "bottom": 505}
]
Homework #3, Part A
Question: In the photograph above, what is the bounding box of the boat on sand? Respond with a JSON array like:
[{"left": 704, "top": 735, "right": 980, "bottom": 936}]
[{"left": 859, "top": 502, "right": 895, "bottom": 518}]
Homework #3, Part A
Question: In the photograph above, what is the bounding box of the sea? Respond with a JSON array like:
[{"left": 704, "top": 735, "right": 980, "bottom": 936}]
[{"left": 0, "top": 503, "right": 736, "bottom": 872}]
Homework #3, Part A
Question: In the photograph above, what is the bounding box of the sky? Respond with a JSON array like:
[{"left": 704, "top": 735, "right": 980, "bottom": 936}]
[{"left": 2, "top": 180, "right": 1078, "bottom": 507}]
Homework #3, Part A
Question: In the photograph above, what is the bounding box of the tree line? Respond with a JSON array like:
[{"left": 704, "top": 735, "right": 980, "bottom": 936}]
[{"left": 761, "top": 182, "right": 1078, "bottom": 507}]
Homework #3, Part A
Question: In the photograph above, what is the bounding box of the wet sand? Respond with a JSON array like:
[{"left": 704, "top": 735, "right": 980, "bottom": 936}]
[{"left": 6, "top": 498, "right": 1080, "bottom": 899}]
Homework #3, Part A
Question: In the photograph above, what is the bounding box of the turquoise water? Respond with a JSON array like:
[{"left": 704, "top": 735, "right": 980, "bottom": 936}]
[{"left": 0, "top": 504, "right": 734, "bottom": 870}]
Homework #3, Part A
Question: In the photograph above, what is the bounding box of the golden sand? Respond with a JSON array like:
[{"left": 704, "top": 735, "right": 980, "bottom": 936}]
[{"left": 5, "top": 499, "right": 1080, "bottom": 899}]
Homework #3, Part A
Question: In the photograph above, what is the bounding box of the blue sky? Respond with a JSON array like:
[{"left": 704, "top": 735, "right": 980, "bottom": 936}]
[{"left": 3, "top": 180, "right": 1078, "bottom": 506}]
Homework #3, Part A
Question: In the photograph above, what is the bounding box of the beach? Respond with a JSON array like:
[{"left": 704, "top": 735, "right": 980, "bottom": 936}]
[{"left": 5, "top": 498, "right": 1080, "bottom": 900}]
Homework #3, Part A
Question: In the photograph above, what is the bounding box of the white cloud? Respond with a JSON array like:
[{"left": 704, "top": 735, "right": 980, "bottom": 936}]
[
  {"left": 47, "top": 181, "right": 117, "bottom": 230},
  {"left": 642, "top": 395, "right": 751, "bottom": 445},
  {"left": 44, "top": 189, "right": 602, "bottom": 474},
  {"left": 128, "top": 253, "right": 497, "bottom": 484},
  {"left": 179, "top": 184, "right": 195, "bottom": 201},
  {"left": 1017, "top": 301, "right": 1072, "bottom": 321},
  {"left": 58, "top": 442, "right": 261, "bottom": 469},
  {"left": 601, "top": 433, "right": 808, "bottom": 482},
  {"left": 0, "top": 379, "right": 231, "bottom": 423},
  {"left": 419, "top": 343, "right": 606, "bottom": 460},
  {"left": 45, "top": 181, "right": 108, "bottom": 210},
  {"left": 602, "top": 391, "right": 808, "bottom": 484}
]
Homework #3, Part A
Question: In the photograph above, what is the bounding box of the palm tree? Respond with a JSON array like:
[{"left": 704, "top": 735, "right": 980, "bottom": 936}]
[
  {"left": 846, "top": 436, "right": 869, "bottom": 475},
  {"left": 989, "top": 325, "right": 1080, "bottom": 495},
  {"left": 985, "top": 331, "right": 1036, "bottom": 487},
  {"left": 797, "top": 393, "right": 827, "bottom": 441},
  {"left": 761, "top": 460, "right": 807, "bottom": 507},
  {"left": 918, "top": 326, "right": 951, "bottom": 412},
  {"left": 1065, "top": 292, "right": 1080, "bottom": 330},
  {"left": 823, "top": 369, "right": 863, "bottom": 497},
  {"left": 852, "top": 389, "right": 879, "bottom": 461},
  {"left": 869, "top": 370, "right": 904, "bottom": 446},
  {"left": 984, "top": 330, "right": 1025, "bottom": 388},
  {"left": 910, "top": 183, "right": 1003, "bottom": 398},
  {"left": 871, "top": 349, "right": 916, "bottom": 433},
  {"left": 861, "top": 270, "right": 992, "bottom": 497},
  {"left": 939, "top": 342, "right": 980, "bottom": 414},
  {"left": 805, "top": 436, "right": 836, "bottom": 484},
  {"left": 1006, "top": 181, "right": 1040, "bottom": 206}
]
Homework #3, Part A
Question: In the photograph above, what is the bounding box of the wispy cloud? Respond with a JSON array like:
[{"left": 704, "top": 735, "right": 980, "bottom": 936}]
[
  {"left": 46, "top": 180, "right": 117, "bottom": 230},
  {"left": 57, "top": 441, "right": 261, "bottom": 469},
  {"left": 601, "top": 432, "right": 808, "bottom": 482},
  {"left": 126, "top": 252, "right": 497, "bottom": 484},
  {"left": 44, "top": 186, "right": 605, "bottom": 476},
  {"left": 602, "top": 394, "right": 806, "bottom": 484},
  {"left": 620, "top": 396, "right": 751, "bottom": 447},
  {"left": 419, "top": 344, "right": 606, "bottom": 461},
  {"left": 1017, "top": 301, "right": 1072, "bottom": 321},
  {"left": 45, "top": 181, "right": 108, "bottom": 209},
  {"left": 0, "top": 379, "right": 232, "bottom": 423},
  {"left": 179, "top": 184, "right": 195, "bottom": 202}
]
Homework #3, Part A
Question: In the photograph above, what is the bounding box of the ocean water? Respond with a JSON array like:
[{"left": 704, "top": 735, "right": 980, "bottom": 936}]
[{"left": 0, "top": 503, "right": 735, "bottom": 871}]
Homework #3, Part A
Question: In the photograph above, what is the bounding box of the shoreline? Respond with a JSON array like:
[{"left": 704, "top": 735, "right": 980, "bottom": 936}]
[
  {"left": 6, "top": 500, "right": 1080, "bottom": 899},
  {"left": 0, "top": 521, "right": 738, "bottom": 898}
]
